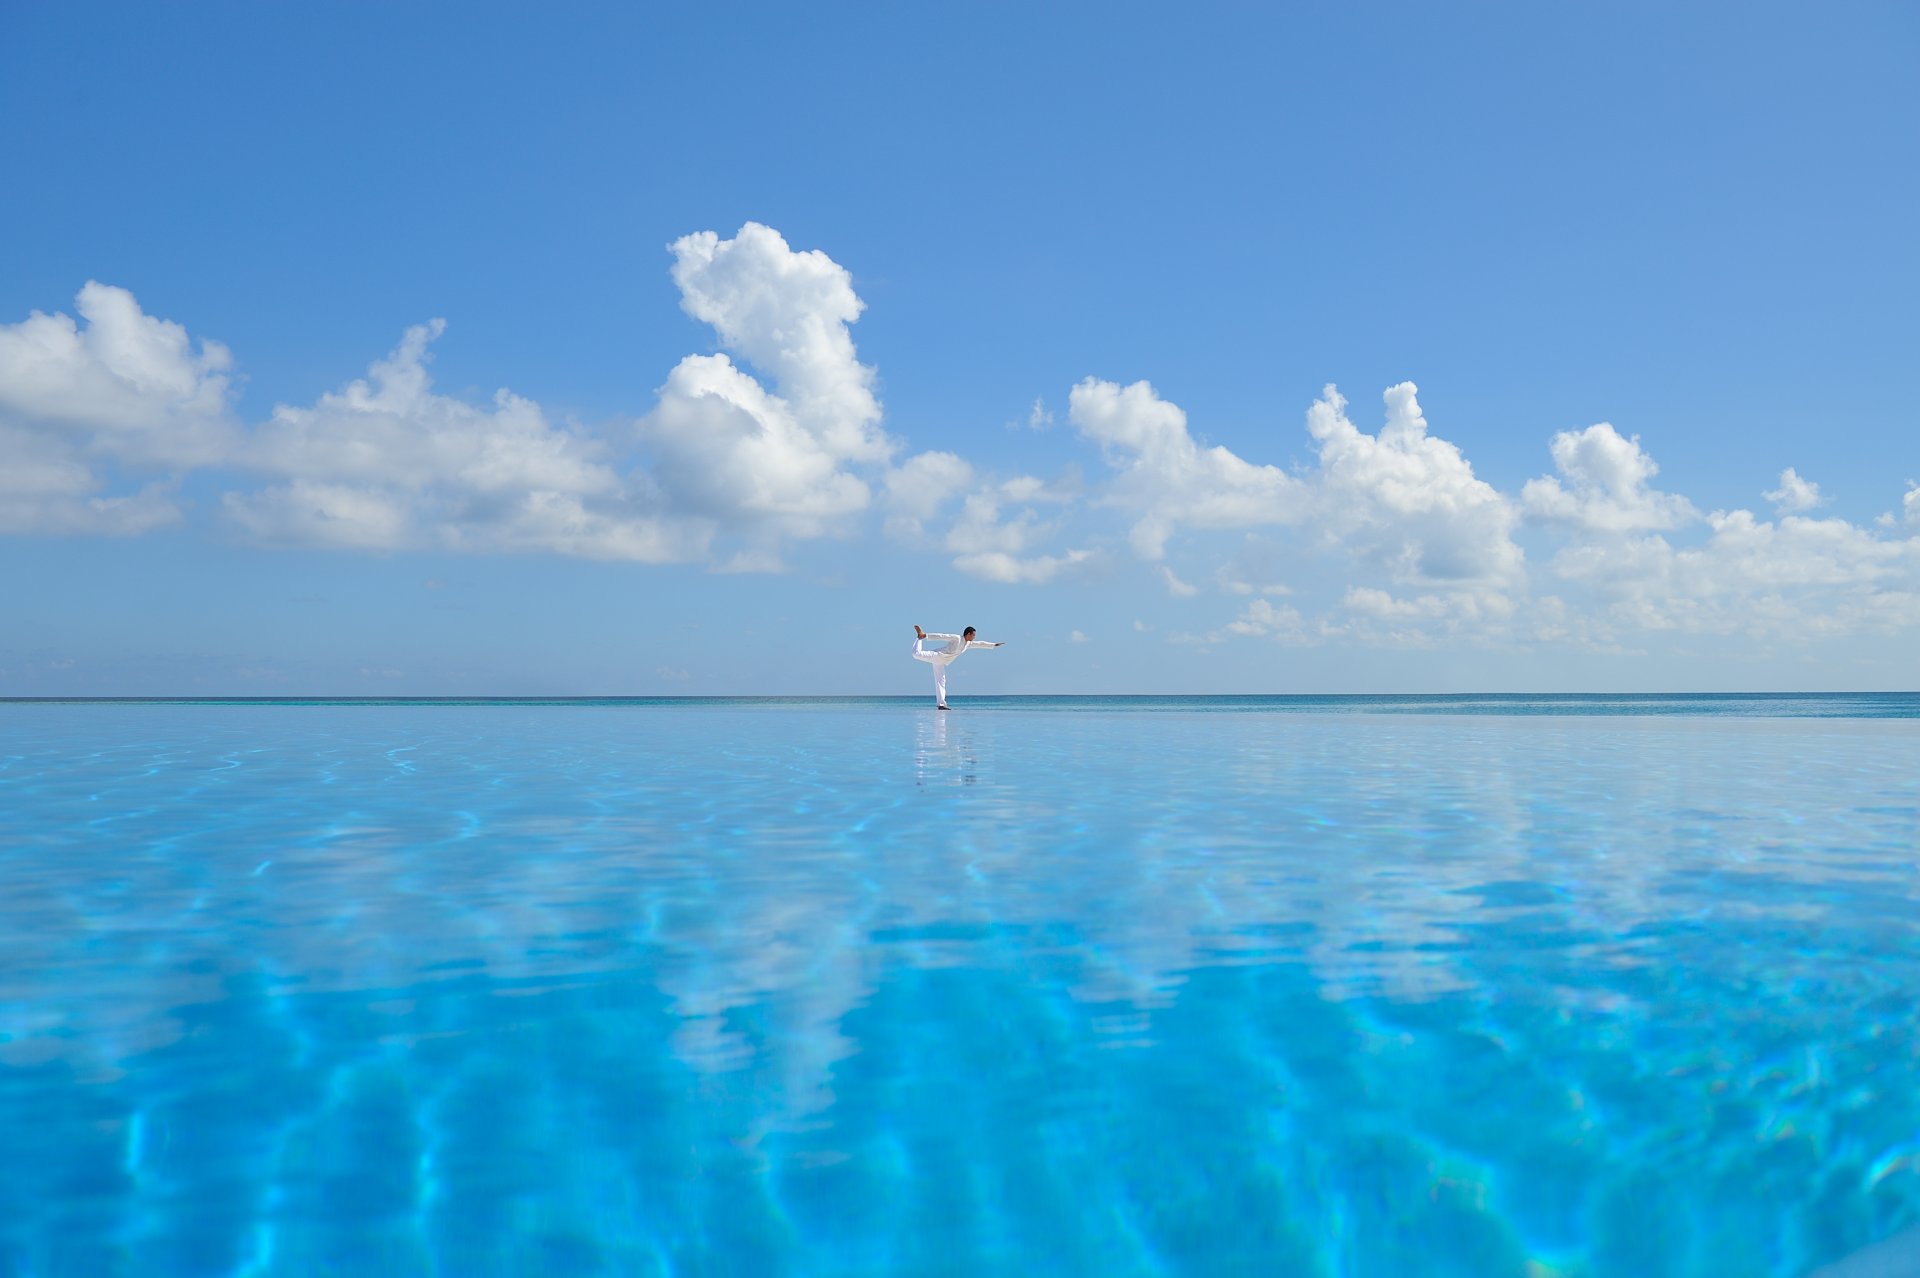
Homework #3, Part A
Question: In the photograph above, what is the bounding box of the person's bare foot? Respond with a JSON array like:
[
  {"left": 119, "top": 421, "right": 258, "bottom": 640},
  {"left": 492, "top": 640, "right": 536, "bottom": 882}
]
[{"left": 914, "top": 625, "right": 925, "bottom": 639}]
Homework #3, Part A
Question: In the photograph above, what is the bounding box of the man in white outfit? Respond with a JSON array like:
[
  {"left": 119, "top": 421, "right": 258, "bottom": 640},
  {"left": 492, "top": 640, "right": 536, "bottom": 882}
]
[{"left": 910, "top": 624, "right": 1005, "bottom": 709}]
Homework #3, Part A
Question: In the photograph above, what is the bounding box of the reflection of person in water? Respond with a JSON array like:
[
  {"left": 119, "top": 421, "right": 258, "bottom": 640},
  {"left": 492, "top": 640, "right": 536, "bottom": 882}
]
[
  {"left": 913, "top": 705, "right": 978, "bottom": 787},
  {"left": 910, "top": 624, "right": 1005, "bottom": 709}
]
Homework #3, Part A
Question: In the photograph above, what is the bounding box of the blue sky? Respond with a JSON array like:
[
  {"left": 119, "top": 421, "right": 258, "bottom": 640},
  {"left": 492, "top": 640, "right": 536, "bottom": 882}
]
[{"left": 3, "top": 2, "right": 1916, "bottom": 694}]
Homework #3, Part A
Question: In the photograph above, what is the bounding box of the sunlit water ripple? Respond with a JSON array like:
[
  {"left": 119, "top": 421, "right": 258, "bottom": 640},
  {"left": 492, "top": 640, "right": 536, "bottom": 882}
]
[{"left": 2, "top": 698, "right": 1917, "bottom": 1276}]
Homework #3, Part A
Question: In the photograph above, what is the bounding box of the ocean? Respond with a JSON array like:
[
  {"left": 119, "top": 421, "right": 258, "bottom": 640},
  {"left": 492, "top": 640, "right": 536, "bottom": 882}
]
[{"left": 3, "top": 696, "right": 1917, "bottom": 1276}]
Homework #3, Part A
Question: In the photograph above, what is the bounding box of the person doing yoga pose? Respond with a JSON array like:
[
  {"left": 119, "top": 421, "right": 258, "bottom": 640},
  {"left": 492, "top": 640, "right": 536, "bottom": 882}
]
[{"left": 909, "top": 624, "right": 1004, "bottom": 709}]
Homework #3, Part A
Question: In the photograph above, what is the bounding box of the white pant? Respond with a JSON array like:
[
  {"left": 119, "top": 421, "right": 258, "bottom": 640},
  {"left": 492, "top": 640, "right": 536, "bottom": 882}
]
[{"left": 911, "top": 639, "right": 952, "bottom": 705}]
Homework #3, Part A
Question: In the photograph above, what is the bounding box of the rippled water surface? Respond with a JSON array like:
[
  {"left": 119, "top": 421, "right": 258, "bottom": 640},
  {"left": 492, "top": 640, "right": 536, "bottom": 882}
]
[{"left": 3, "top": 699, "right": 1918, "bottom": 1276}]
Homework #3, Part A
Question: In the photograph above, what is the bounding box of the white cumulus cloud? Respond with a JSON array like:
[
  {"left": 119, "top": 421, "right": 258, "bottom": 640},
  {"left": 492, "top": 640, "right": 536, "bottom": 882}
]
[
  {"left": 221, "top": 224, "right": 912, "bottom": 566},
  {"left": 641, "top": 223, "right": 895, "bottom": 552},
  {"left": 224, "top": 223, "right": 896, "bottom": 565},
  {"left": 664, "top": 223, "right": 888, "bottom": 462},
  {"left": 0, "top": 283, "right": 237, "bottom": 535},
  {"left": 1545, "top": 507, "right": 1920, "bottom": 639},
  {"left": 2, "top": 228, "right": 901, "bottom": 568},
  {"left": 11, "top": 235, "right": 1920, "bottom": 663},
  {"left": 228, "top": 319, "right": 693, "bottom": 560},
  {"left": 882, "top": 450, "right": 974, "bottom": 542},
  {"left": 1521, "top": 422, "right": 1696, "bottom": 534},
  {"left": 0, "top": 432, "right": 180, "bottom": 536},
  {"left": 944, "top": 487, "right": 1090, "bottom": 584},
  {"left": 1306, "top": 383, "right": 1523, "bottom": 585},
  {"left": 0, "top": 281, "right": 236, "bottom": 466},
  {"left": 1067, "top": 380, "right": 1524, "bottom": 647},
  {"left": 646, "top": 352, "right": 871, "bottom": 534},
  {"left": 1070, "top": 376, "right": 1306, "bottom": 560},
  {"left": 245, "top": 319, "right": 614, "bottom": 497},
  {"left": 223, "top": 480, "right": 412, "bottom": 550}
]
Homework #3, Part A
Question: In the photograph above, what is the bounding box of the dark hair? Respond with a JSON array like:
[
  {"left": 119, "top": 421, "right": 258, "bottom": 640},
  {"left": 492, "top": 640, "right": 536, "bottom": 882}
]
[{"left": 963, "top": 625, "right": 977, "bottom": 636}]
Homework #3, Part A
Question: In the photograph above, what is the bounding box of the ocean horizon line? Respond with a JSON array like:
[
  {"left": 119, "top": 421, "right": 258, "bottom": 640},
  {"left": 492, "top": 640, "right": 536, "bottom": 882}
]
[{"left": 6, "top": 690, "right": 1920, "bottom": 718}]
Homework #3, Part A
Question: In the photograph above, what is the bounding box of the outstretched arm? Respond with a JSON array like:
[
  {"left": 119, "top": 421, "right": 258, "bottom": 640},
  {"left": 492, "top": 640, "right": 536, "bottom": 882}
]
[{"left": 967, "top": 640, "right": 1006, "bottom": 649}]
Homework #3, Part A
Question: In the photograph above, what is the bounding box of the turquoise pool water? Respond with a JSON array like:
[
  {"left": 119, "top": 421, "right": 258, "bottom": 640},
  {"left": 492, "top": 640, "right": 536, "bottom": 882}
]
[{"left": 3, "top": 697, "right": 1917, "bottom": 1276}]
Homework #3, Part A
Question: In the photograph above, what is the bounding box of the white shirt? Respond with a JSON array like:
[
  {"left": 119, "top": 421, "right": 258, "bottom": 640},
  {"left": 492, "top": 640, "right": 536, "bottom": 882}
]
[{"left": 918, "top": 633, "right": 1001, "bottom": 664}]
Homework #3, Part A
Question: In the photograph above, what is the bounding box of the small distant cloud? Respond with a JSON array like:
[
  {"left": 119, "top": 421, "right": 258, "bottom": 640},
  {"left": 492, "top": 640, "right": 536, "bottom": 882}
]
[
  {"left": 1217, "top": 572, "right": 1293, "bottom": 597},
  {"left": 1216, "top": 535, "right": 1296, "bottom": 599},
  {"left": 715, "top": 549, "right": 786, "bottom": 574},
  {"left": 1132, "top": 619, "right": 1149, "bottom": 632},
  {"left": 1069, "top": 629, "right": 1088, "bottom": 643},
  {"left": 1763, "top": 467, "right": 1822, "bottom": 514},
  {"left": 358, "top": 666, "right": 403, "bottom": 678},
  {"left": 1158, "top": 565, "right": 1198, "bottom": 598},
  {"left": 953, "top": 548, "right": 1091, "bottom": 584},
  {"left": 656, "top": 665, "right": 692, "bottom": 682},
  {"left": 1175, "top": 597, "right": 1311, "bottom": 646},
  {"left": 423, "top": 578, "right": 449, "bottom": 591},
  {"left": 1012, "top": 397, "right": 1054, "bottom": 431},
  {"left": 998, "top": 474, "right": 1075, "bottom": 504}
]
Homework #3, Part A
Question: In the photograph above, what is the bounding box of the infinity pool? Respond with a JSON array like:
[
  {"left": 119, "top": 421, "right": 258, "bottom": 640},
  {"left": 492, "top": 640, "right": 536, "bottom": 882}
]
[{"left": 3, "top": 699, "right": 1917, "bottom": 1276}]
